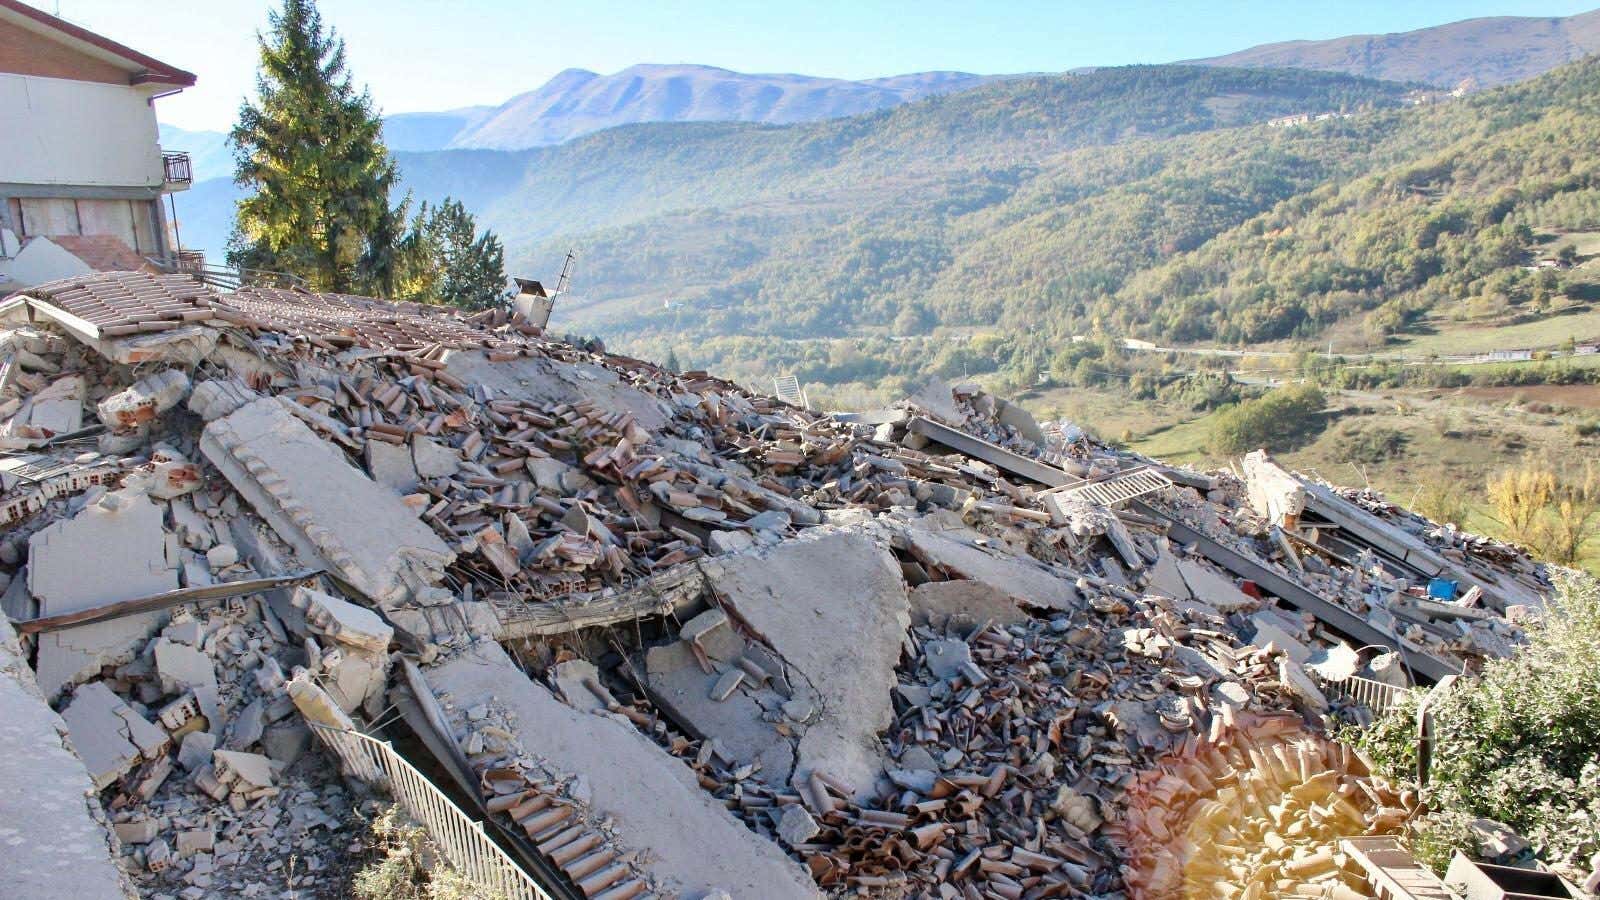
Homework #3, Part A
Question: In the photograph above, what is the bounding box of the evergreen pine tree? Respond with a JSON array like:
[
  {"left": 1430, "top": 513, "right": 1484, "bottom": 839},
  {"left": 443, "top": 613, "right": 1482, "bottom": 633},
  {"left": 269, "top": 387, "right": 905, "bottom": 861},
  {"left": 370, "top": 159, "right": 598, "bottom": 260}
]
[
  {"left": 664, "top": 349, "right": 682, "bottom": 372},
  {"left": 431, "top": 199, "right": 507, "bottom": 310},
  {"left": 228, "top": 0, "right": 398, "bottom": 293}
]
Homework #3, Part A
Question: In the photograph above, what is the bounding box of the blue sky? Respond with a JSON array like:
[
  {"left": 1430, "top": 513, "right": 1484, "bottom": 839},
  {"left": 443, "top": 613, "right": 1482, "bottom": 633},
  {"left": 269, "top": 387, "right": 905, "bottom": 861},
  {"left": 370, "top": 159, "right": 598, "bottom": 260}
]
[{"left": 30, "top": 0, "right": 1600, "bottom": 131}]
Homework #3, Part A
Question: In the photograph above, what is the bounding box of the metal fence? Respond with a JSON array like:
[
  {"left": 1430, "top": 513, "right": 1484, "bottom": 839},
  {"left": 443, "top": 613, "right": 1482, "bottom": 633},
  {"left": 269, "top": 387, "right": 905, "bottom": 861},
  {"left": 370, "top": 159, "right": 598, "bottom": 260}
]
[
  {"left": 1319, "top": 674, "right": 1415, "bottom": 717},
  {"left": 311, "top": 724, "right": 553, "bottom": 900}
]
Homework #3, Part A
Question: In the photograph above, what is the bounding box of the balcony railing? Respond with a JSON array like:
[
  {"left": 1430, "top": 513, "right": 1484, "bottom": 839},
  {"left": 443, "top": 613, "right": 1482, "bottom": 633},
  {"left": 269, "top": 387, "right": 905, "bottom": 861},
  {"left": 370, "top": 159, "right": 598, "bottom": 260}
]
[{"left": 162, "top": 151, "right": 192, "bottom": 185}]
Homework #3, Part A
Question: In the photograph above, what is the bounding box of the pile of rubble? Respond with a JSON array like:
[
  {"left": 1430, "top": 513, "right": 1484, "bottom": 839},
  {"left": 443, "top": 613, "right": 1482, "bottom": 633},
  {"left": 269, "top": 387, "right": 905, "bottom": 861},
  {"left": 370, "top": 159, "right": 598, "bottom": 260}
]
[{"left": 0, "top": 271, "right": 1559, "bottom": 899}]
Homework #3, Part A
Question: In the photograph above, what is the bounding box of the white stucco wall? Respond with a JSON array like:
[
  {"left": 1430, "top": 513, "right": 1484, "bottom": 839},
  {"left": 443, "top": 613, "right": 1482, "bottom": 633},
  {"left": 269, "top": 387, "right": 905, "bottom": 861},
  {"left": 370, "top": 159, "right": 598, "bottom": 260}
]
[
  {"left": 2, "top": 234, "right": 92, "bottom": 289},
  {"left": 0, "top": 72, "right": 162, "bottom": 188}
]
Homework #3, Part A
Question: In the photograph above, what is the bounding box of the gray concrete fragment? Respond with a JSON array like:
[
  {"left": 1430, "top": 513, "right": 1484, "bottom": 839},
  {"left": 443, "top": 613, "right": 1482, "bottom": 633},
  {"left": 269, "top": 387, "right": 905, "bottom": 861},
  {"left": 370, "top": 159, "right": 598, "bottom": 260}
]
[
  {"left": 291, "top": 587, "right": 393, "bottom": 652},
  {"left": 901, "top": 522, "right": 1079, "bottom": 612},
  {"left": 177, "top": 731, "right": 216, "bottom": 771},
  {"left": 366, "top": 439, "right": 420, "bottom": 494},
  {"left": 60, "top": 681, "right": 169, "bottom": 790},
  {"left": 1176, "top": 558, "right": 1257, "bottom": 613},
  {"left": 909, "top": 580, "right": 1030, "bottom": 630},
  {"left": 411, "top": 436, "right": 461, "bottom": 479},
  {"left": 777, "top": 804, "right": 820, "bottom": 846},
  {"left": 28, "top": 490, "right": 178, "bottom": 615},
  {"left": 154, "top": 637, "right": 217, "bottom": 695},
  {"left": 0, "top": 618, "right": 131, "bottom": 898},
  {"left": 186, "top": 378, "right": 259, "bottom": 421},
  {"left": 200, "top": 398, "right": 454, "bottom": 607},
  {"left": 923, "top": 638, "right": 973, "bottom": 680},
  {"left": 442, "top": 350, "right": 670, "bottom": 432},
  {"left": 34, "top": 613, "right": 165, "bottom": 702},
  {"left": 428, "top": 642, "right": 817, "bottom": 899},
  {"left": 96, "top": 369, "right": 190, "bottom": 434},
  {"left": 703, "top": 530, "right": 910, "bottom": 801}
]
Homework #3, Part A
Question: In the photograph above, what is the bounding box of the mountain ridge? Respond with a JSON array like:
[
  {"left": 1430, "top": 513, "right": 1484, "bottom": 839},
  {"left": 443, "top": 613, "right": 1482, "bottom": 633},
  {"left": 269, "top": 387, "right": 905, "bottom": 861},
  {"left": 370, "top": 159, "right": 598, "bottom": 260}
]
[{"left": 1188, "top": 8, "right": 1600, "bottom": 88}]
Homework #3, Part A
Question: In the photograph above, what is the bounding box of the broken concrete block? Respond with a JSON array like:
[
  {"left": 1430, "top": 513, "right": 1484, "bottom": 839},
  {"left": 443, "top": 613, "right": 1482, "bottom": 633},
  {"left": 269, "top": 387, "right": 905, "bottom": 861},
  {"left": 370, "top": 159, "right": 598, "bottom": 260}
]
[
  {"left": 708, "top": 529, "right": 754, "bottom": 555},
  {"left": 1176, "top": 558, "right": 1256, "bottom": 613},
  {"left": 35, "top": 613, "right": 166, "bottom": 701},
  {"left": 923, "top": 638, "right": 973, "bottom": 680},
  {"left": 28, "top": 490, "right": 179, "bottom": 615},
  {"left": 909, "top": 580, "right": 1029, "bottom": 630},
  {"left": 428, "top": 641, "right": 818, "bottom": 899},
  {"left": 412, "top": 435, "right": 462, "bottom": 479},
  {"left": 212, "top": 749, "right": 274, "bottom": 790},
  {"left": 777, "top": 804, "right": 820, "bottom": 846},
  {"left": 114, "top": 819, "right": 160, "bottom": 845},
  {"left": 366, "top": 438, "right": 420, "bottom": 494},
  {"left": 205, "top": 543, "right": 239, "bottom": 570},
  {"left": 24, "top": 374, "right": 85, "bottom": 436},
  {"left": 97, "top": 369, "right": 190, "bottom": 434},
  {"left": 200, "top": 398, "right": 454, "bottom": 607},
  {"left": 177, "top": 730, "right": 216, "bottom": 771},
  {"left": 1278, "top": 658, "right": 1329, "bottom": 712},
  {"left": 1249, "top": 613, "right": 1312, "bottom": 664},
  {"left": 154, "top": 637, "right": 217, "bottom": 695},
  {"left": 187, "top": 378, "right": 258, "bottom": 421},
  {"left": 60, "top": 681, "right": 170, "bottom": 790},
  {"left": 147, "top": 446, "right": 202, "bottom": 499},
  {"left": 290, "top": 587, "right": 393, "bottom": 652},
  {"left": 702, "top": 529, "right": 910, "bottom": 802},
  {"left": 551, "top": 658, "right": 615, "bottom": 713},
  {"left": 680, "top": 607, "right": 729, "bottom": 647},
  {"left": 175, "top": 828, "right": 214, "bottom": 857},
  {"left": 900, "top": 521, "right": 1079, "bottom": 612}
]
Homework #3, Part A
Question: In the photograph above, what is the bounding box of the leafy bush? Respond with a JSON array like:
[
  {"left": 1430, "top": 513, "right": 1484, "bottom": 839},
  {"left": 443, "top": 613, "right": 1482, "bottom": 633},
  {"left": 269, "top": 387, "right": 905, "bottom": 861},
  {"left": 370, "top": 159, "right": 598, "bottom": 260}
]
[
  {"left": 1332, "top": 422, "right": 1409, "bottom": 463},
  {"left": 1208, "top": 383, "right": 1327, "bottom": 454},
  {"left": 1349, "top": 574, "right": 1600, "bottom": 877},
  {"left": 352, "top": 806, "right": 498, "bottom": 900}
]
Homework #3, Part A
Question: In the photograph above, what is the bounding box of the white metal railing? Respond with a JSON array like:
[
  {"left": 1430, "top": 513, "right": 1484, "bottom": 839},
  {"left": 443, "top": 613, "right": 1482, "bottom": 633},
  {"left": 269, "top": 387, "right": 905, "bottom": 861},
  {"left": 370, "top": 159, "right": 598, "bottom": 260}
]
[
  {"left": 1319, "top": 674, "right": 1415, "bottom": 717},
  {"left": 1046, "top": 466, "right": 1173, "bottom": 508},
  {"left": 311, "top": 724, "right": 553, "bottom": 900}
]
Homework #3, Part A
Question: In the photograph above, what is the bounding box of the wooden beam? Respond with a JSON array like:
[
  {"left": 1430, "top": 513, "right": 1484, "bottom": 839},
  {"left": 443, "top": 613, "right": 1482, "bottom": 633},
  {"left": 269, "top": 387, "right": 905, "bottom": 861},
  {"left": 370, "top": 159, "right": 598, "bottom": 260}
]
[{"left": 12, "top": 570, "right": 322, "bottom": 634}]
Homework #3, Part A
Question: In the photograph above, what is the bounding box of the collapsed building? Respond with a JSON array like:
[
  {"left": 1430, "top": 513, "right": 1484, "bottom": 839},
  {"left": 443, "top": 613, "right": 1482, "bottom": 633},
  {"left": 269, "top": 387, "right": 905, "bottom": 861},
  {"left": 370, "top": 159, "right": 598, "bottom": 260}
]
[{"left": 0, "top": 271, "right": 1560, "bottom": 899}]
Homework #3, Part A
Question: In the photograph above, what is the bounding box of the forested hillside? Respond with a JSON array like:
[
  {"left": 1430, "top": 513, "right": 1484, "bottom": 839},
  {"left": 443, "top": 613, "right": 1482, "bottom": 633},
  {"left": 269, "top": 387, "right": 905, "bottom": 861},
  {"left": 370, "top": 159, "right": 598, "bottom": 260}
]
[{"left": 519, "top": 55, "right": 1600, "bottom": 382}]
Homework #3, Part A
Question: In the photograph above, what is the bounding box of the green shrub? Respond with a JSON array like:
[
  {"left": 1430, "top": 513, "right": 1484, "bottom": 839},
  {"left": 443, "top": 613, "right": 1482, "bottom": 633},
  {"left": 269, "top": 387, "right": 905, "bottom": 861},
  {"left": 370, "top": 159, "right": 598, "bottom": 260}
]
[
  {"left": 1208, "top": 383, "right": 1327, "bottom": 454},
  {"left": 1349, "top": 574, "right": 1600, "bottom": 878},
  {"left": 1332, "top": 423, "right": 1409, "bottom": 463}
]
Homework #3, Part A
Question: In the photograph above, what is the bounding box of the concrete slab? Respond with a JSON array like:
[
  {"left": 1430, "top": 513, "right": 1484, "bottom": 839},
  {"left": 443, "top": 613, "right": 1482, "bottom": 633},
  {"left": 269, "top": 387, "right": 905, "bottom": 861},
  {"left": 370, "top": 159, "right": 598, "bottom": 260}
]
[
  {"left": 365, "top": 439, "right": 419, "bottom": 494},
  {"left": 427, "top": 642, "right": 818, "bottom": 899},
  {"left": 443, "top": 350, "right": 670, "bottom": 432},
  {"left": 702, "top": 530, "right": 910, "bottom": 800},
  {"left": 28, "top": 490, "right": 178, "bottom": 615},
  {"left": 1176, "top": 558, "right": 1257, "bottom": 613},
  {"left": 0, "top": 618, "right": 130, "bottom": 898},
  {"left": 908, "top": 580, "right": 1030, "bottom": 630},
  {"left": 34, "top": 613, "right": 165, "bottom": 702},
  {"left": 901, "top": 523, "right": 1080, "bottom": 612},
  {"left": 200, "top": 398, "right": 454, "bottom": 607},
  {"left": 60, "top": 681, "right": 168, "bottom": 790}
]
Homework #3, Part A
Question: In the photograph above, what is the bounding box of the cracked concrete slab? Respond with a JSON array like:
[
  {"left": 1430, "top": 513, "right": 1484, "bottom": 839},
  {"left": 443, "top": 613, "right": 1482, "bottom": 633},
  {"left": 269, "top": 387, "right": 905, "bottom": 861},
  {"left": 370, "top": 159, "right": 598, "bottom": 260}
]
[
  {"left": 443, "top": 350, "right": 670, "bottom": 432},
  {"left": 200, "top": 398, "right": 454, "bottom": 607},
  {"left": 0, "top": 618, "right": 130, "bottom": 899},
  {"left": 428, "top": 642, "right": 818, "bottom": 899},
  {"left": 60, "top": 681, "right": 169, "bottom": 790},
  {"left": 701, "top": 529, "right": 910, "bottom": 801},
  {"left": 28, "top": 490, "right": 177, "bottom": 616},
  {"left": 899, "top": 520, "right": 1080, "bottom": 612}
]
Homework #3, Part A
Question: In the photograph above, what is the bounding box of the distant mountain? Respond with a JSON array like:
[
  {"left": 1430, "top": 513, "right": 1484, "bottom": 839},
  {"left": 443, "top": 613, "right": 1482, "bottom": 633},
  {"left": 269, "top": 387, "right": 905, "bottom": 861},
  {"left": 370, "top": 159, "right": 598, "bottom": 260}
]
[
  {"left": 442, "top": 64, "right": 1001, "bottom": 150},
  {"left": 158, "top": 124, "right": 232, "bottom": 182},
  {"left": 1189, "top": 9, "right": 1600, "bottom": 88},
  {"left": 382, "top": 106, "right": 495, "bottom": 152}
]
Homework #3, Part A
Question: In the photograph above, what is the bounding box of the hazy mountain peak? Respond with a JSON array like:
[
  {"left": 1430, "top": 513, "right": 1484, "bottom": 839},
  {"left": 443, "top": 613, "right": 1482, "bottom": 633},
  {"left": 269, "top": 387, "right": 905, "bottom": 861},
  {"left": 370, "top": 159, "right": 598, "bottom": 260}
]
[
  {"left": 443, "top": 64, "right": 999, "bottom": 150},
  {"left": 1189, "top": 8, "right": 1600, "bottom": 88}
]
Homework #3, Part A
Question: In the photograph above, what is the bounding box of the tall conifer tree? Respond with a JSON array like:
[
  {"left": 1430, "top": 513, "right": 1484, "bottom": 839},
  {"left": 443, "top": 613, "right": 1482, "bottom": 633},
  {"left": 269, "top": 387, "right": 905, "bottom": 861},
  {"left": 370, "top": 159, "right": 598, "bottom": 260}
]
[{"left": 228, "top": 0, "right": 397, "bottom": 293}]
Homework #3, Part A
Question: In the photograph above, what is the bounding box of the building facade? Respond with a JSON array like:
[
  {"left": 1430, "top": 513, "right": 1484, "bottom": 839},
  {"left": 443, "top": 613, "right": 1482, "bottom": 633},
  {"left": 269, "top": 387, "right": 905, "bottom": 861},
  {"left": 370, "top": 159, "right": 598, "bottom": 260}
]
[{"left": 0, "top": 0, "right": 194, "bottom": 289}]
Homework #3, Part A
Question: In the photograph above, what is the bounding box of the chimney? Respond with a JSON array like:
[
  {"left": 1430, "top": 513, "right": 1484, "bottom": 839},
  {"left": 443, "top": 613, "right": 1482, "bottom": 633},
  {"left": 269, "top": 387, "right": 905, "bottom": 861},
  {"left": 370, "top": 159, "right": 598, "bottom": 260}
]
[{"left": 512, "top": 277, "right": 554, "bottom": 330}]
